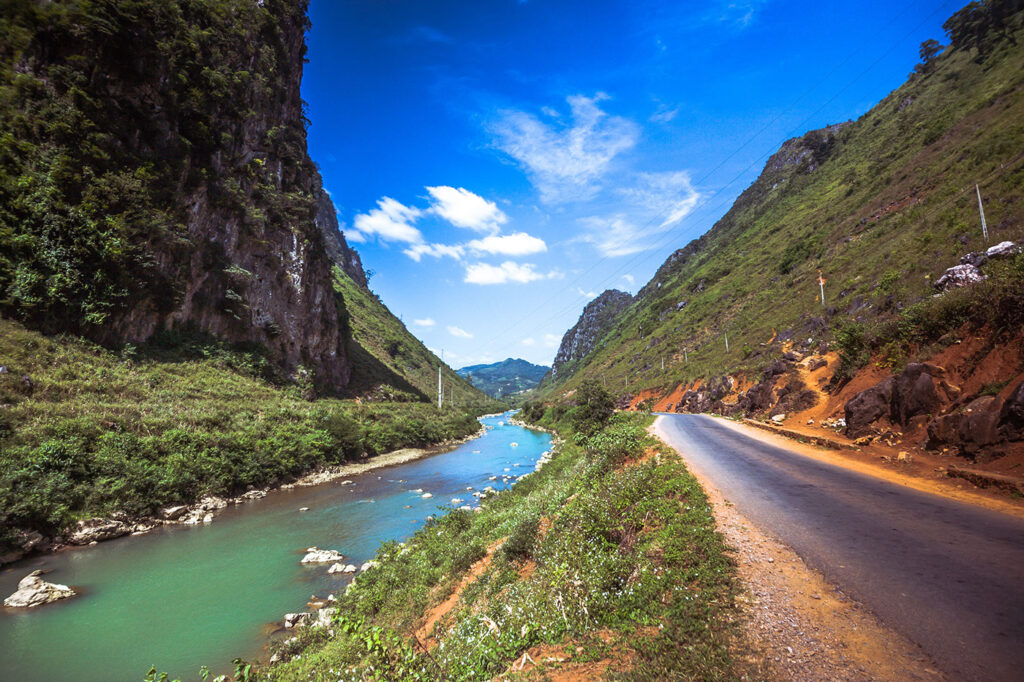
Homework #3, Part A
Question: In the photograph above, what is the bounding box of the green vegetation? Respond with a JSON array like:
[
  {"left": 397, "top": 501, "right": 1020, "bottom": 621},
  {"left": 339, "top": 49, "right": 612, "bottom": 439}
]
[
  {"left": 261, "top": 411, "right": 741, "bottom": 681},
  {"left": 334, "top": 269, "right": 493, "bottom": 409},
  {"left": 541, "top": 5, "right": 1024, "bottom": 400},
  {"left": 456, "top": 358, "right": 550, "bottom": 400},
  {"left": 0, "top": 0, "right": 315, "bottom": 333},
  {"left": 0, "top": 317, "right": 485, "bottom": 546}
]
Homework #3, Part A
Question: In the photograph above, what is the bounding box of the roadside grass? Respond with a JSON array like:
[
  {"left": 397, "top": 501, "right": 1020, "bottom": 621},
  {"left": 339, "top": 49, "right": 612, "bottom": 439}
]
[
  {"left": 265, "top": 411, "right": 742, "bottom": 681},
  {"left": 0, "top": 317, "right": 483, "bottom": 544}
]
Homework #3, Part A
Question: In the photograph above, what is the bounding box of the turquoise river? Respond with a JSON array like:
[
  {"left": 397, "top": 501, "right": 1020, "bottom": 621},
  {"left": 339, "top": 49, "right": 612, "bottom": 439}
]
[{"left": 0, "top": 413, "right": 551, "bottom": 681}]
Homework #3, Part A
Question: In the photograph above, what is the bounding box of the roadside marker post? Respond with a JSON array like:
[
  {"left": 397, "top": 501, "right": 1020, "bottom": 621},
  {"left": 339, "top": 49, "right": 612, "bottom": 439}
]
[
  {"left": 976, "top": 184, "right": 989, "bottom": 243},
  {"left": 818, "top": 269, "right": 826, "bottom": 307}
]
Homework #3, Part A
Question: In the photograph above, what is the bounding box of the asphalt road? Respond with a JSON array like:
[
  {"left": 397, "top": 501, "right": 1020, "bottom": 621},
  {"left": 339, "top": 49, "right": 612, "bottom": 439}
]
[{"left": 655, "top": 413, "right": 1024, "bottom": 682}]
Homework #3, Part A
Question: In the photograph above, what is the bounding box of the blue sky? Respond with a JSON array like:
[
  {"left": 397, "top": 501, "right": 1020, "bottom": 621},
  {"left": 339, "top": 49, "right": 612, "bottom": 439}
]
[{"left": 304, "top": 0, "right": 953, "bottom": 368}]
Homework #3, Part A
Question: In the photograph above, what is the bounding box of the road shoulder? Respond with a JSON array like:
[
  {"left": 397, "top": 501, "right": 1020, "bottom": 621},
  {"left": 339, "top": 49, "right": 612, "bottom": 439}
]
[{"left": 652, "top": 417, "right": 945, "bottom": 681}]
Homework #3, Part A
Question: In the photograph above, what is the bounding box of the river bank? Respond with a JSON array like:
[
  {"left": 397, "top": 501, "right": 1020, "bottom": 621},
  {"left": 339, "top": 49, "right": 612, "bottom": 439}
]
[
  {"left": 1, "top": 414, "right": 547, "bottom": 681},
  {"left": 263, "top": 411, "right": 743, "bottom": 681},
  {"left": 1, "top": 425, "right": 486, "bottom": 569}
]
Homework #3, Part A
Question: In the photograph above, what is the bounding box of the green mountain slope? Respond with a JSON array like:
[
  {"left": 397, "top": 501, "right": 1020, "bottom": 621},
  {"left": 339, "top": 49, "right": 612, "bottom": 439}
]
[
  {"left": 544, "top": 4, "right": 1024, "bottom": 400},
  {"left": 335, "top": 269, "right": 495, "bottom": 408},
  {"left": 456, "top": 358, "right": 550, "bottom": 398}
]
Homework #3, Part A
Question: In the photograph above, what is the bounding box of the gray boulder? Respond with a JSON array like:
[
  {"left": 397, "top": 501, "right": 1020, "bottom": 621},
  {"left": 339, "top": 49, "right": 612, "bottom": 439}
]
[
  {"left": 845, "top": 377, "right": 895, "bottom": 436},
  {"left": 934, "top": 264, "right": 985, "bottom": 291}
]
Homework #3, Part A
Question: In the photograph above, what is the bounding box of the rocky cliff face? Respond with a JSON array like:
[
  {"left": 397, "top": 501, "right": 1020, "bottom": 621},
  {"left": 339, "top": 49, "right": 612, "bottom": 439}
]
[
  {"left": 314, "top": 190, "right": 368, "bottom": 288},
  {"left": 0, "top": 1, "right": 349, "bottom": 391},
  {"left": 550, "top": 290, "right": 633, "bottom": 379}
]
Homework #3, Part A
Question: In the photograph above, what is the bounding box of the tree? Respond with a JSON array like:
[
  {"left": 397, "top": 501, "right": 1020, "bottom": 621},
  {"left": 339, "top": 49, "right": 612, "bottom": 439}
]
[
  {"left": 911, "top": 38, "right": 945, "bottom": 77},
  {"left": 943, "top": 0, "right": 1020, "bottom": 59},
  {"left": 570, "top": 379, "right": 615, "bottom": 435}
]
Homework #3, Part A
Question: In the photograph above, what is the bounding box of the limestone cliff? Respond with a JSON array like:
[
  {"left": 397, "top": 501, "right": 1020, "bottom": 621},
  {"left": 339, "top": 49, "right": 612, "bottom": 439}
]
[
  {"left": 549, "top": 290, "right": 634, "bottom": 380},
  {"left": 314, "top": 190, "right": 369, "bottom": 288},
  {"left": 0, "top": 0, "right": 349, "bottom": 391}
]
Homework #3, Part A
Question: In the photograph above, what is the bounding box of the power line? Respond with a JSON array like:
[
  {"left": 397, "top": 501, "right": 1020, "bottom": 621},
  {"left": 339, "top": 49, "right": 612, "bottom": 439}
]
[{"left": 475, "top": 0, "right": 956, "bottom": 360}]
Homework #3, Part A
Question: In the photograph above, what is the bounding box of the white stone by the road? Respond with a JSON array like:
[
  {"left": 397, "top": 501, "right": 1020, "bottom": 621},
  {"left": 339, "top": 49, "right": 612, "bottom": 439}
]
[
  {"left": 360, "top": 561, "right": 379, "bottom": 572},
  {"left": 299, "top": 507, "right": 310, "bottom": 512},
  {"left": 772, "top": 414, "right": 787, "bottom": 424},
  {"left": 301, "top": 547, "right": 344, "bottom": 564},
  {"left": 4, "top": 571, "right": 75, "bottom": 608}
]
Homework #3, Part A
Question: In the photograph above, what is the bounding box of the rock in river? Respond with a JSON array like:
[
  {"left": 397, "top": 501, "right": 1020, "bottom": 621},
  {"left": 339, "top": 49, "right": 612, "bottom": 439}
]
[
  {"left": 301, "top": 547, "right": 344, "bottom": 564},
  {"left": 4, "top": 571, "right": 76, "bottom": 608}
]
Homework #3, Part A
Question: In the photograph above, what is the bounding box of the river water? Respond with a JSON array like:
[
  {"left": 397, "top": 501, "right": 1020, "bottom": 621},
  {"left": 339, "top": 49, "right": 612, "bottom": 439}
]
[{"left": 0, "top": 413, "right": 550, "bottom": 681}]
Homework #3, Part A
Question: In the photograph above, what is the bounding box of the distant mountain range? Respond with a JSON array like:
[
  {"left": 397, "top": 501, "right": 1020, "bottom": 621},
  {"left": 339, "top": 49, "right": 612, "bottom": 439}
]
[{"left": 457, "top": 358, "right": 550, "bottom": 398}]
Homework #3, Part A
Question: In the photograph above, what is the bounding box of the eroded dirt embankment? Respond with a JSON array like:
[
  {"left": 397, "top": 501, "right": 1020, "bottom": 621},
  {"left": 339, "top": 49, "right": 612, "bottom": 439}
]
[{"left": 628, "top": 330, "right": 1024, "bottom": 505}]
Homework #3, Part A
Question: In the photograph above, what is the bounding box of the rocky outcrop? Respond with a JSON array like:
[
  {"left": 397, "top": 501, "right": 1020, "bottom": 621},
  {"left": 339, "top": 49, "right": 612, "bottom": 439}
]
[
  {"left": 926, "top": 380, "right": 1024, "bottom": 457},
  {"left": 0, "top": 2, "right": 350, "bottom": 392},
  {"left": 4, "top": 571, "right": 75, "bottom": 608},
  {"left": 844, "top": 364, "right": 960, "bottom": 437},
  {"left": 549, "top": 290, "right": 634, "bottom": 380},
  {"left": 314, "top": 191, "right": 368, "bottom": 288}
]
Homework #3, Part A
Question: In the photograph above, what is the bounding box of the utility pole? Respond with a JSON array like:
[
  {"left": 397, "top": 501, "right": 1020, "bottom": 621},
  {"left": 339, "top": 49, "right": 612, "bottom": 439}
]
[
  {"left": 437, "top": 365, "right": 442, "bottom": 409},
  {"left": 976, "top": 184, "right": 989, "bottom": 242},
  {"left": 661, "top": 356, "right": 664, "bottom": 371},
  {"left": 724, "top": 332, "right": 729, "bottom": 352},
  {"left": 818, "top": 269, "right": 826, "bottom": 307}
]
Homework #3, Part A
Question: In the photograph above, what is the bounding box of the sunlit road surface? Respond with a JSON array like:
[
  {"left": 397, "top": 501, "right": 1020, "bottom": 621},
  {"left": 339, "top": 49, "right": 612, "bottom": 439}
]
[{"left": 655, "top": 413, "right": 1024, "bottom": 681}]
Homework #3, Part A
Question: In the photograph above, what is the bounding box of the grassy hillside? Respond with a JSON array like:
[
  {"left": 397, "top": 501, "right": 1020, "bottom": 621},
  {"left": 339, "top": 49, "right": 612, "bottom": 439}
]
[
  {"left": 0, "top": 310, "right": 496, "bottom": 548},
  {"left": 335, "top": 270, "right": 495, "bottom": 409},
  {"left": 545, "top": 9, "right": 1024, "bottom": 400}
]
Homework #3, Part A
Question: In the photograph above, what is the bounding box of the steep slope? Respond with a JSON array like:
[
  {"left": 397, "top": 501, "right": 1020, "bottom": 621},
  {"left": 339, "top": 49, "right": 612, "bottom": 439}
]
[
  {"left": 333, "top": 270, "right": 495, "bottom": 408},
  {"left": 0, "top": 0, "right": 347, "bottom": 390},
  {"left": 546, "top": 289, "right": 633, "bottom": 383},
  {"left": 457, "top": 358, "right": 550, "bottom": 398},
  {"left": 315, "top": 192, "right": 368, "bottom": 288},
  {"left": 546, "top": 6, "right": 1024, "bottom": 403}
]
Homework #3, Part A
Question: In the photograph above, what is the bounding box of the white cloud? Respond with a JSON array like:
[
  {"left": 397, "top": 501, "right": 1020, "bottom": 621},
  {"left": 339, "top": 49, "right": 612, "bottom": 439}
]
[
  {"left": 463, "top": 261, "right": 559, "bottom": 285},
  {"left": 491, "top": 93, "right": 639, "bottom": 203},
  {"left": 404, "top": 242, "right": 466, "bottom": 262},
  {"left": 447, "top": 325, "right": 473, "bottom": 339},
  {"left": 619, "top": 171, "right": 700, "bottom": 227},
  {"left": 579, "top": 170, "right": 701, "bottom": 257},
  {"left": 577, "top": 287, "right": 598, "bottom": 298},
  {"left": 426, "top": 186, "right": 508, "bottom": 234},
  {"left": 467, "top": 232, "right": 547, "bottom": 256},
  {"left": 543, "top": 333, "right": 561, "bottom": 347},
  {"left": 413, "top": 318, "right": 435, "bottom": 327},
  {"left": 622, "top": 274, "right": 635, "bottom": 285},
  {"left": 352, "top": 197, "right": 423, "bottom": 244},
  {"left": 521, "top": 337, "right": 536, "bottom": 347},
  {"left": 650, "top": 106, "right": 679, "bottom": 123}
]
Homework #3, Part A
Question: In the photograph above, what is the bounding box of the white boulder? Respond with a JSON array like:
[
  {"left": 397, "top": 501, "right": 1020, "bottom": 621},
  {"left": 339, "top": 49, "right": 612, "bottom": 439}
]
[
  {"left": 301, "top": 547, "right": 344, "bottom": 564},
  {"left": 4, "top": 571, "right": 75, "bottom": 608}
]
